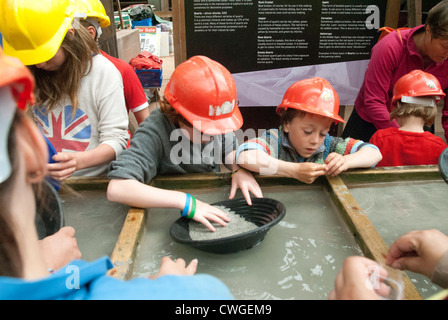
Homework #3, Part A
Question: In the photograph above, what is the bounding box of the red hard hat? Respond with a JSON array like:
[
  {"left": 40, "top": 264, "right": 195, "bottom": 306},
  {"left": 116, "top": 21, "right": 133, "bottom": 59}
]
[
  {"left": 0, "top": 48, "right": 35, "bottom": 110},
  {"left": 276, "top": 77, "right": 344, "bottom": 123},
  {"left": 164, "top": 56, "right": 243, "bottom": 134},
  {"left": 0, "top": 48, "right": 35, "bottom": 183},
  {"left": 392, "top": 70, "right": 445, "bottom": 107}
]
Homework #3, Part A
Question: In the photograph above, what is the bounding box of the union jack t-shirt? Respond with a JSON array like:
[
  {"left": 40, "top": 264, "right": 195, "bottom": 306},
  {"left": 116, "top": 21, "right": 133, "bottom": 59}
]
[{"left": 34, "top": 105, "right": 92, "bottom": 153}]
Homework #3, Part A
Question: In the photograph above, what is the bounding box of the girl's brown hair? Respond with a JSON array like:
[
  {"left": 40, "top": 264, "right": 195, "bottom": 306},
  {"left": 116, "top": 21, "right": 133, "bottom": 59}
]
[
  {"left": 0, "top": 112, "right": 49, "bottom": 278},
  {"left": 427, "top": 0, "right": 448, "bottom": 39},
  {"left": 0, "top": 112, "right": 23, "bottom": 277},
  {"left": 29, "top": 27, "right": 99, "bottom": 113}
]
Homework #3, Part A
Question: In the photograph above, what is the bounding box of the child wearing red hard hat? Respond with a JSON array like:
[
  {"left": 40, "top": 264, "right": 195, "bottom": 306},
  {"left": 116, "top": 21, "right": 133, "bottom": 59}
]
[
  {"left": 370, "top": 70, "right": 447, "bottom": 167},
  {"left": 108, "top": 56, "right": 262, "bottom": 231},
  {"left": 236, "top": 77, "right": 382, "bottom": 184}
]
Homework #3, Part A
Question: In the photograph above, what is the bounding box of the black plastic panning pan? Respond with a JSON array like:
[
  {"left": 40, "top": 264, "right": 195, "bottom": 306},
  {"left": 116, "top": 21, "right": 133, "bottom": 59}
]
[
  {"left": 170, "top": 197, "right": 286, "bottom": 254},
  {"left": 439, "top": 147, "right": 448, "bottom": 183},
  {"left": 35, "top": 179, "right": 64, "bottom": 239}
]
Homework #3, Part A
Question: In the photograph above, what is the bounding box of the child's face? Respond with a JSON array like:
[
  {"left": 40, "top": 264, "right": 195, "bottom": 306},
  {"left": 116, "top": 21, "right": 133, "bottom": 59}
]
[
  {"left": 179, "top": 122, "right": 213, "bottom": 144},
  {"left": 425, "top": 26, "right": 448, "bottom": 63},
  {"left": 35, "top": 48, "right": 66, "bottom": 71},
  {"left": 283, "top": 113, "right": 333, "bottom": 158}
]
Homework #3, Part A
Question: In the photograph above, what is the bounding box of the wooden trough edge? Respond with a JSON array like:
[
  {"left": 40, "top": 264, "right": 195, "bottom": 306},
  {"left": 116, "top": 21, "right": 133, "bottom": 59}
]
[
  {"left": 107, "top": 207, "right": 147, "bottom": 280},
  {"left": 324, "top": 175, "right": 422, "bottom": 300}
]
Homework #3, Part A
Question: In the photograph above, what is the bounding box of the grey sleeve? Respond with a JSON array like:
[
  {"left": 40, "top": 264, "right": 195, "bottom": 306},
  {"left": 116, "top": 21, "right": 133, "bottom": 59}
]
[{"left": 108, "top": 120, "right": 163, "bottom": 184}]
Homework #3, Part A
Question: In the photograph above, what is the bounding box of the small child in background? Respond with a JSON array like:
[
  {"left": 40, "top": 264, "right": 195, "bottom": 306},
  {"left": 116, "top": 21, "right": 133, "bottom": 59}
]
[
  {"left": 370, "top": 70, "right": 447, "bottom": 167},
  {"left": 236, "top": 77, "right": 382, "bottom": 184}
]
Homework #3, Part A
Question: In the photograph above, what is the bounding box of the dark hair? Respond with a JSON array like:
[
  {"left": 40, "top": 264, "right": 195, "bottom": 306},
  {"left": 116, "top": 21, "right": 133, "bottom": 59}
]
[
  {"left": 279, "top": 108, "right": 308, "bottom": 126},
  {"left": 0, "top": 111, "right": 23, "bottom": 277},
  {"left": 426, "top": 0, "right": 448, "bottom": 39}
]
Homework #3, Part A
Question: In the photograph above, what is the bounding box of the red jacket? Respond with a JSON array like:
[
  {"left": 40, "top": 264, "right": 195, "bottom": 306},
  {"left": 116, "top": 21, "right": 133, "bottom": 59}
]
[{"left": 370, "top": 127, "right": 447, "bottom": 167}]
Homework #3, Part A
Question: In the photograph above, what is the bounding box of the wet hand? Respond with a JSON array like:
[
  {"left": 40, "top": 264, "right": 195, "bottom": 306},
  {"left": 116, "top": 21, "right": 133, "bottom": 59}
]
[
  {"left": 193, "top": 199, "right": 230, "bottom": 232},
  {"left": 149, "top": 257, "right": 198, "bottom": 278},
  {"left": 329, "top": 256, "right": 388, "bottom": 300},
  {"left": 39, "top": 226, "right": 81, "bottom": 271},
  {"left": 386, "top": 229, "right": 448, "bottom": 278}
]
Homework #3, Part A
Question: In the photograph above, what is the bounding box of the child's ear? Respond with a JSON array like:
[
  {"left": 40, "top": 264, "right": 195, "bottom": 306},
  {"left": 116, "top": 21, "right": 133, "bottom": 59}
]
[
  {"left": 283, "top": 122, "right": 290, "bottom": 133},
  {"left": 16, "top": 116, "right": 48, "bottom": 184},
  {"left": 86, "top": 26, "right": 96, "bottom": 39}
]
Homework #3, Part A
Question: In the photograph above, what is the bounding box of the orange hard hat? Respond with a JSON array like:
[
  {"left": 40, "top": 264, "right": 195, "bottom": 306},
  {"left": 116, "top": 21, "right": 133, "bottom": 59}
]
[
  {"left": 276, "top": 77, "right": 344, "bottom": 123},
  {"left": 392, "top": 70, "right": 445, "bottom": 107},
  {"left": 0, "top": 47, "right": 36, "bottom": 183},
  {"left": 0, "top": 48, "right": 35, "bottom": 110},
  {"left": 164, "top": 55, "right": 243, "bottom": 135}
]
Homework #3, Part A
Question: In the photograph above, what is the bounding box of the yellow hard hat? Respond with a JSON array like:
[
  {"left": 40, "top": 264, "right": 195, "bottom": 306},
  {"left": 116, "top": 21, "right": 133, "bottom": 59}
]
[
  {"left": 77, "top": 0, "right": 111, "bottom": 28},
  {"left": 0, "top": 0, "right": 77, "bottom": 66}
]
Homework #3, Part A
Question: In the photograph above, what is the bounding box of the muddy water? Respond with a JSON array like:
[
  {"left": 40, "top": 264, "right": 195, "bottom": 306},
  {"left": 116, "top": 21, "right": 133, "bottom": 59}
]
[
  {"left": 350, "top": 180, "right": 448, "bottom": 299},
  {"left": 132, "top": 185, "right": 362, "bottom": 300},
  {"left": 61, "top": 190, "right": 129, "bottom": 261}
]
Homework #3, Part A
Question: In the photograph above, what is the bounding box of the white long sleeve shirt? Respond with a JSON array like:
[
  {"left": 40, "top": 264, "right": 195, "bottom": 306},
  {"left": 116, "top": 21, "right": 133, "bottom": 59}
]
[{"left": 33, "top": 54, "right": 129, "bottom": 177}]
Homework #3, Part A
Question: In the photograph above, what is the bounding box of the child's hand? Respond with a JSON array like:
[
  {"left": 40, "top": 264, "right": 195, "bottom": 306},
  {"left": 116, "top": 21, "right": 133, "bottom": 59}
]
[
  {"left": 39, "top": 226, "right": 81, "bottom": 271},
  {"left": 328, "top": 256, "right": 388, "bottom": 300},
  {"left": 149, "top": 257, "right": 198, "bottom": 279},
  {"left": 229, "top": 169, "right": 263, "bottom": 206},
  {"left": 292, "top": 162, "right": 327, "bottom": 184},
  {"left": 47, "top": 152, "right": 78, "bottom": 181},
  {"left": 325, "top": 152, "right": 349, "bottom": 176},
  {"left": 193, "top": 199, "right": 231, "bottom": 232}
]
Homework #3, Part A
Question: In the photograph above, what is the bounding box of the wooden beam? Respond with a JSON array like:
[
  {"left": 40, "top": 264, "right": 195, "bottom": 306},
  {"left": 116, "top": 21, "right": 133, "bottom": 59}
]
[
  {"left": 407, "top": 0, "right": 422, "bottom": 27},
  {"left": 340, "top": 165, "right": 441, "bottom": 185},
  {"left": 172, "top": 0, "right": 186, "bottom": 67},
  {"left": 324, "top": 175, "right": 422, "bottom": 300},
  {"left": 385, "top": 0, "right": 402, "bottom": 28},
  {"left": 107, "top": 207, "right": 147, "bottom": 280}
]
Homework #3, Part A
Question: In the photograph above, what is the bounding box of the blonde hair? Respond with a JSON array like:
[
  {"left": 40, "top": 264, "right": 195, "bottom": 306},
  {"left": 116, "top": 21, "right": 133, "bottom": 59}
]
[
  {"left": 390, "top": 102, "right": 437, "bottom": 126},
  {"left": 159, "top": 97, "right": 192, "bottom": 128},
  {"left": 427, "top": 0, "right": 448, "bottom": 39},
  {"left": 30, "top": 27, "right": 99, "bottom": 113}
]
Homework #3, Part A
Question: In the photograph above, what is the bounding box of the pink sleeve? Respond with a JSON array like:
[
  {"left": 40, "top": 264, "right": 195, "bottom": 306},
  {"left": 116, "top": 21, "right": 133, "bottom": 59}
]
[{"left": 358, "top": 36, "right": 401, "bottom": 129}]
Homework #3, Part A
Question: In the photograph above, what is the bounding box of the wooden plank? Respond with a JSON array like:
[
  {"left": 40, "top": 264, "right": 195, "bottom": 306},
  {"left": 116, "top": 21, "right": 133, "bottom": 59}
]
[
  {"left": 407, "top": 0, "right": 422, "bottom": 27},
  {"left": 324, "top": 175, "right": 422, "bottom": 300},
  {"left": 385, "top": 0, "right": 402, "bottom": 28},
  {"left": 172, "top": 0, "right": 186, "bottom": 67},
  {"left": 107, "top": 207, "right": 147, "bottom": 280},
  {"left": 341, "top": 165, "right": 440, "bottom": 185}
]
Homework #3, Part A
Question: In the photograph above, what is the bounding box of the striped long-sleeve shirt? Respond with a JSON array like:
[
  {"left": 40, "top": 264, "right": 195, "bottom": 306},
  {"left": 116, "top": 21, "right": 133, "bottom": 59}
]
[{"left": 236, "top": 127, "right": 379, "bottom": 164}]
